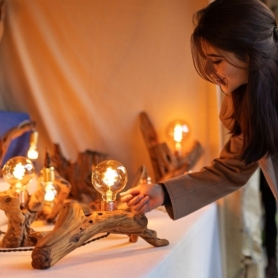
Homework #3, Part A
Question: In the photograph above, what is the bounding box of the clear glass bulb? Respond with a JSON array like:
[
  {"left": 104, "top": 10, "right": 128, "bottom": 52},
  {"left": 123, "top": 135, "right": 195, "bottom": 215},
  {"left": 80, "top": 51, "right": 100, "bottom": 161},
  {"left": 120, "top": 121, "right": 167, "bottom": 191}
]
[
  {"left": 2, "top": 156, "right": 35, "bottom": 206},
  {"left": 166, "top": 120, "right": 190, "bottom": 156},
  {"left": 2, "top": 156, "right": 35, "bottom": 187},
  {"left": 92, "top": 160, "right": 127, "bottom": 210},
  {"left": 44, "top": 182, "right": 57, "bottom": 202},
  {"left": 27, "top": 131, "right": 39, "bottom": 160},
  {"left": 41, "top": 166, "right": 57, "bottom": 202}
]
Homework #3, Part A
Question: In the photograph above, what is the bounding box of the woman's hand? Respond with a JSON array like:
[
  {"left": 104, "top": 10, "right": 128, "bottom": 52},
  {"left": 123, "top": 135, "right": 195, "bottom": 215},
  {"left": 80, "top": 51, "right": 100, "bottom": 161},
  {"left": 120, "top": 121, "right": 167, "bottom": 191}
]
[{"left": 120, "top": 183, "right": 165, "bottom": 213}]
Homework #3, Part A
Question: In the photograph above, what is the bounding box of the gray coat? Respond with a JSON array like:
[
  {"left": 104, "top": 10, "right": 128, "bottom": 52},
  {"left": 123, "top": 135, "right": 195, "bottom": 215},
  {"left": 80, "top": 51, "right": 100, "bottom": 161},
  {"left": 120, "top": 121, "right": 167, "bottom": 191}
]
[{"left": 163, "top": 95, "right": 278, "bottom": 220}]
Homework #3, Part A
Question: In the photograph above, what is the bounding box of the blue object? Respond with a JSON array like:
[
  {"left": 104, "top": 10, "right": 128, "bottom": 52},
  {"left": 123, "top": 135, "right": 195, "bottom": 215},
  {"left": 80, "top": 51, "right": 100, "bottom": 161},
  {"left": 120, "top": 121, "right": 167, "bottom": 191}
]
[{"left": 0, "top": 111, "right": 31, "bottom": 167}]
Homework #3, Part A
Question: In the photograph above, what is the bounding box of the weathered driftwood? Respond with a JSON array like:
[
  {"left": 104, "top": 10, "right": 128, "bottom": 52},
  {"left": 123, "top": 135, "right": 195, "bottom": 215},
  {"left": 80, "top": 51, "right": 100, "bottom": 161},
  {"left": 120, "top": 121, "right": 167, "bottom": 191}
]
[
  {"left": 156, "top": 140, "right": 204, "bottom": 183},
  {"left": 0, "top": 184, "right": 48, "bottom": 248},
  {"left": 50, "top": 144, "right": 108, "bottom": 207},
  {"left": 0, "top": 119, "right": 35, "bottom": 168},
  {"left": 31, "top": 202, "right": 169, "bottom": 269},
  {"left": 140, "top": 111, "right": 203, "bottom": 182}
]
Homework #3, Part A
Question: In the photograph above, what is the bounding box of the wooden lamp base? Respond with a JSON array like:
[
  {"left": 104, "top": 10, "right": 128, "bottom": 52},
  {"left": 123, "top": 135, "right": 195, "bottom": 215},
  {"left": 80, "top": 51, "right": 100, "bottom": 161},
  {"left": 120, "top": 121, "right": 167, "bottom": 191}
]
[
  {"left": 0, "top": 189, "right": 48, "bottom": 248},
  {"left": 31, "top": 202, "right": 169, "bottom": 269}
]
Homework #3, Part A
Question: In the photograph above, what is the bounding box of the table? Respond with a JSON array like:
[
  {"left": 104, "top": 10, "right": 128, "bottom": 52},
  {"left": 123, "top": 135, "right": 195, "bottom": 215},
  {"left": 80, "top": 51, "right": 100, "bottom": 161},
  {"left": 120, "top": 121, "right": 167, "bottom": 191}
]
[{"left": 0, "top": 203, "right": 223, "bottom": 278}]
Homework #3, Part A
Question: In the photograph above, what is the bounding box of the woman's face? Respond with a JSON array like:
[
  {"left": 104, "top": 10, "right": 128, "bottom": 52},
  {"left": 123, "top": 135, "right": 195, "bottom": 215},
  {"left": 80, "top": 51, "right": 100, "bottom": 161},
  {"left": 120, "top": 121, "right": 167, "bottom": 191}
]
[{"left": 204, "top": 44, "right": 249, "bottom": 94}]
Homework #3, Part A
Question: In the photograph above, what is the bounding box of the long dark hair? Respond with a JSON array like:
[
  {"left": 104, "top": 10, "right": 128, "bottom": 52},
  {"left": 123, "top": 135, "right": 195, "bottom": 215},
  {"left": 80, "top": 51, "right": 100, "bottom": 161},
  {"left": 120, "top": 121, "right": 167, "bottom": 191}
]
[{"left": 191, "top": 0, "right": 278, "bottom": 164}]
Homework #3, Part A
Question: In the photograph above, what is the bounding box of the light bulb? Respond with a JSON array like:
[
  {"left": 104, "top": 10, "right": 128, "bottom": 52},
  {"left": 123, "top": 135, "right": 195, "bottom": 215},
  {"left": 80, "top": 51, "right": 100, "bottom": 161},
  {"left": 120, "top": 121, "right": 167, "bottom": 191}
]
[
  {"left": 27, "top": 148, "right": 39, "bottom": 160},
  {"left": 42, "top": 166, "right": 57, "bottom": 202},
  {"left": 27, "top": 130, "right": 39, "bottom": 160},
  {"left": 40, "top": 150, "right": 57, "bottom": 204},
  {"left": 166, "top": 120, "right": 190, "bottom": 157},
  {"left": 91, "top": 160, "right": 128, "bottom": 211},
  {"left": 2, "top": 156, "right": 35, "bottom": 207}
]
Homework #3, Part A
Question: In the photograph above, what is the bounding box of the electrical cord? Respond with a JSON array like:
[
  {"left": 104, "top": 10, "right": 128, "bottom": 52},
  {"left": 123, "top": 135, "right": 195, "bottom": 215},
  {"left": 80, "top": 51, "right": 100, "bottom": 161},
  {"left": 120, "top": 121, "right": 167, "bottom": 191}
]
[{"left": 0, "top": 231, "right": 110, "bottom": 252}]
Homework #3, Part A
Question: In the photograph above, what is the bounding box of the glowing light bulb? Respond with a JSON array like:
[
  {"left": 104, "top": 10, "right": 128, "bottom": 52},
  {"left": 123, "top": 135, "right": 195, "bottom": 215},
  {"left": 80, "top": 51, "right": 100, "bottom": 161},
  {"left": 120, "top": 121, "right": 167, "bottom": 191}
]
[
  {"left": 40, "top": 150, "right": 57, "bottom": 204},
  {"left": 92, "top": 160, "right": 128, "bottom": 211},
  {"left": 42, "top": 166, "right": 57, "bottom": 202},
  {"left": 27, "top": 130, "right": 39, "bottom": 160},
  {"left": 2, "top": 156, "right": 35, "bottom": 207},
  {"left": 166, "top": 120, "right": 190, "bottom": 157}
]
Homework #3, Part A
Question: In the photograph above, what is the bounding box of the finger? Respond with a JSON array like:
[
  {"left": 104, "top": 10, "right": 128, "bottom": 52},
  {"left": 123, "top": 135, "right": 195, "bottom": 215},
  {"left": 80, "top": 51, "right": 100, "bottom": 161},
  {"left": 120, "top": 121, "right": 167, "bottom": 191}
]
[
  {"left": 126, "top": 194, "right": 145, "bottom": 207},
  {"left": 120, "top": 194, "right": 134, "bottom": 203},
  {"left": 137, "top": 203, "right": 151, "bottom": 214},
  {"left": 132, "top": 196, "right": 150, "bottom": 212},
  {"left": 120, "top": 188, "right": 140, "bottom": 197}
]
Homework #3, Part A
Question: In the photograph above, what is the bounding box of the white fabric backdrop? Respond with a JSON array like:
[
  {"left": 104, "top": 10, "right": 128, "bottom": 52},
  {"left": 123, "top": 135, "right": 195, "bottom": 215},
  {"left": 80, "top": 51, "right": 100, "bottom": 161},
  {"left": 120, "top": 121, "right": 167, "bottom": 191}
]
[{"left": 0, "top": 0, "right": 219, "bottom": 185}]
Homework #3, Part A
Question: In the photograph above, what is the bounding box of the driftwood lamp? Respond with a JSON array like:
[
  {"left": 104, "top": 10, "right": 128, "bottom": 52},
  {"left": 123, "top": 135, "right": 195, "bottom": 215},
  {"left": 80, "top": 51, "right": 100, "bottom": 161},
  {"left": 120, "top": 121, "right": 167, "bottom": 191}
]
[
  {"left": 2, "top": 156, "right": 35, "bottom": 208},
  {"left": 0, "top": 156, "right": 48, "bottom": 248},
  {"left": 0, "top": 153, "right": 70, "bottom": 248},
  {"left": 31, "top": 160, "right": 169, "bottom": 269},
  {"left": 140, "top": 111, "right": 203, "bottom": 183}
]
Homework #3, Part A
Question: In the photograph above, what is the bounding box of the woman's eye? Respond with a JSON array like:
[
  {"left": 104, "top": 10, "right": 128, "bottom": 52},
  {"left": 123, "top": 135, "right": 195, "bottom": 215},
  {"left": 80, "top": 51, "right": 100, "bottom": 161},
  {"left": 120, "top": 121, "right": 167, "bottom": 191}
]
[{"left": 212, "top": 60, "right": 222, "bottom": 65}]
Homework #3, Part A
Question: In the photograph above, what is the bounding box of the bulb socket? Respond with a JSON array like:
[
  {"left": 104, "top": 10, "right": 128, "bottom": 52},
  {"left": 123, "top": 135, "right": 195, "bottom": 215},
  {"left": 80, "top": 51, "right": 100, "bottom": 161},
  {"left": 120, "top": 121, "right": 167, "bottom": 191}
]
[{"left": 101, "top": 200, "right": 117, "bottom": 211}]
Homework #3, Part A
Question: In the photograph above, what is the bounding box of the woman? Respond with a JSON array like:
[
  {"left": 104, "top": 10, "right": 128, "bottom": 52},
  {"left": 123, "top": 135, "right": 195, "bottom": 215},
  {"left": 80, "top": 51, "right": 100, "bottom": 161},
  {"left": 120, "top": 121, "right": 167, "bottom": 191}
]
[{"left": 120, "top": 0, "right": 278, "bottom": 273}]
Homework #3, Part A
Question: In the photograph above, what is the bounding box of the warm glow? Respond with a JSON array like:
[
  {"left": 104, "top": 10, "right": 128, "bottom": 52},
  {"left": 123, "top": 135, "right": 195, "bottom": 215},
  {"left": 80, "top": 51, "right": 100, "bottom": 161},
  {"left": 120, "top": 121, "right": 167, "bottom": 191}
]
[
  {"left": 27, "top": 148, "right": 39, "bottom": 160},
  {"left": 166, "top": 120, "right": 190, "bottom": 156},
  {"left": 41, "top": 166, "right": 56, "bottom": 202},
  {"left": 2, "top": 156, "right": 35, "bottom": 206},
  {"left": 173, "top": 123, "right": 189, "bottom": 143},
  {"left": 44, "top": 183, "right": 57, "bottom": 202},
  {"left": 106, "top": 189, "right": 113, "bottom": 202},
  {"left": 91, "top": 160, "right": 128, "bottom": 210},
  {"left": 175, "top": 142, "right": 182, "bottom": 151},
  {"left": 103, "top": 167, "right": 118, "bottom": 186},
  {"left": 2, "top": 157, "right": 35, "bottom": 186},
  {"left": 27, "top": 130, "right": 39, "bottom": 160},
  {"left": 15, "top": 182, "right": 22, "bottom": 193},
  {"left": 13, "top": 163, "right": 26, "bottom": 180},
  {"left": 173, "top": 124, "right": 183, "bottom": 143}
]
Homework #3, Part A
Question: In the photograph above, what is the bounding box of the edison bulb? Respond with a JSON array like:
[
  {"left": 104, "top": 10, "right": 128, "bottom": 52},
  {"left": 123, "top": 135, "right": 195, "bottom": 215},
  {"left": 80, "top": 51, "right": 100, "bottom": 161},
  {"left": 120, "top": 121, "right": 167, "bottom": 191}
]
[
  {"left": 41, "top": 166, "right": 57, "bottom": 202},
  {"left": 27, "top": 130, "right": 39, "bottom": 160},
  {"left": 27, "top": 147, "right": 39, "bottom": 160},
  {"left": 92, "top": 160, "right": 127, "bottom": 211},
  {"left": 166, "top": 120, "right": 190, "bottom": 157},
  {"left": 2, "top": 156, "right": 35, "bottom": 206}
]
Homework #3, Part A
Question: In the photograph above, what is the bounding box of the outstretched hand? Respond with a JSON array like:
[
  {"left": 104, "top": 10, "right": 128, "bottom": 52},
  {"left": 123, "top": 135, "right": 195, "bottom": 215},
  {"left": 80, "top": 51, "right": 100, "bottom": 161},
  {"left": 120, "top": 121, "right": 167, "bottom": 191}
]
[{"left": 120, "top": 183, "right": 165, "bottom": 214}]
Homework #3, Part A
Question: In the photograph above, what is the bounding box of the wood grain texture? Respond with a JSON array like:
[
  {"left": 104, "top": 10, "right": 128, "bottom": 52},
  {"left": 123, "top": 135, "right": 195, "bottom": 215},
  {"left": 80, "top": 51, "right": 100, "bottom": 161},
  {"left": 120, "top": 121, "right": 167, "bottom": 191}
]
[
  {"left": 0, "top": 185, "right": 48, "bottom": 248},
  {"left": 0, "top": 120, "right": 35, "bottom": 168},
  {"left": 140, "top": 112, "right": 203, "bottom": 182},
  {"left": 32, "top": 202, "right": 169, "bottom": 269}
]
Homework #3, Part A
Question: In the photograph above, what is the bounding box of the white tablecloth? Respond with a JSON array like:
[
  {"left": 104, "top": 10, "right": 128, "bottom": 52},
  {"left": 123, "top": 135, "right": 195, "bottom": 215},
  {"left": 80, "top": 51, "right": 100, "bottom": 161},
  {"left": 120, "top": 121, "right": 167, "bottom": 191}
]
[{"left": 0, "top": 202, "right": 222, "bottom": 278}]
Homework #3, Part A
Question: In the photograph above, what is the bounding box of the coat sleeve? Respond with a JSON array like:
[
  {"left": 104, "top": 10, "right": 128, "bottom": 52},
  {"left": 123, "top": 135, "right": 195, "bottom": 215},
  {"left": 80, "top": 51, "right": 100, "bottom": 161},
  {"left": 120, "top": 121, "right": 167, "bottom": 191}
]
[{"left": 163, "top": 96, "right": 258, "bottom": 220}]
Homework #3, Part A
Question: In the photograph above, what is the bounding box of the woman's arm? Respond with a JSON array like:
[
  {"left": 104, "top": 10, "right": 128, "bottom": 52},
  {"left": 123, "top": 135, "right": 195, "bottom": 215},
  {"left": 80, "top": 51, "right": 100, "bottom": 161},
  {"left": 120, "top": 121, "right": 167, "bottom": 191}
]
[{"left": 121, "top": 134, "right": 258, "bottom": 220}]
